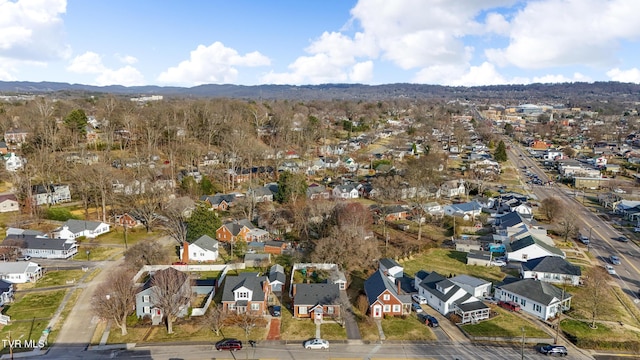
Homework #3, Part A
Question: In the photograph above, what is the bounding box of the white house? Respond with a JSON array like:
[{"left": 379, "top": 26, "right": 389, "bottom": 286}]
[
  {"left": 332, "top": 184, "right": 359, "bottom": 199},
  {"left": 53, "top": 219, "right": 110, "bottom": 240},
  {"left": 180, "top": 235, "right": 219, "bottom": 262},
  {"left": 440, "top": 180, "right": 465, "bottom": 198},
  {"left": 505, "top": 235, "right": 565, "bottom": 262},
  {"left": 414, "top": 270, "right": 488, "bottom": 319},
  {"left": 520, "top": 256, "right": 582, "bottom": 286},
  {"left": 0, "top": 194, "right": 19, "bottom": 213},
  {"left": 0, "top": 261, "right": 43, "bottom": 283},
  {"left": 494, "top": 278, "right": 572, "bottom": 321},
  {"left": 3, "top": 153, "right": 24, "bottom": 172},
  {"left": 513, "top": 203, "right": 533, "bottom": 217},
  {"left": 443, "top": 201, "right": 483, "bottom": 220},
  {"left": 450, "top": 274, "right": 492, "bottom": 298},
  {"left": 378, "top": 258, "right": 403, "bottom": 279},
  {"left": 31, "top": 184, "right": 71, "bottom": 206}
]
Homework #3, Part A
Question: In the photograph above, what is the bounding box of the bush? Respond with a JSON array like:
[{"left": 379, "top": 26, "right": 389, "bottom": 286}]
[{"left": 45, "top": 207, "right": 80, "bottom": 221}]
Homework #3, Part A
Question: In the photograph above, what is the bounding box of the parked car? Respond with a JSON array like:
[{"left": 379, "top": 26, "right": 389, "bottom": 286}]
[
  {"left": 303, "top": 338, "right": 329, "bottom": 350},
  {"left": 172, "top": 261, "right": 187, "bottom": 265},
  {"left": 610, "top": 255, "right": 621, "bottom": 265},
  {"left": 497, "top": 300, "right": 521, "bottom": 312},
  {"left": 271, "top": 305, "right": 281, "bottom": 317},
  {"left": 605, "top": 264, "right": 617, "bottom": 275},
  {"left": 578, "top": 234, "right": 589, "bottom": 244},
  {"left": 17, "top": 255, "right": 31, "bottom": 261},
  {"left": 424, "top": 314, "right": 439, "bottom": 327},
  {"left": 412, "top": 294, "right": 427, "bottom": 304},
  {"left": 490, "top": 259, "right": 506, "bottom": 267},
  {"left": 538, "top": 344, "right": 568, "bottom": 356},
  {"left": 215, "top": 339, "right": 242, "bottom": 351},
  {"left": 412, "top": 303, "right": 423, "bottom": 313}
]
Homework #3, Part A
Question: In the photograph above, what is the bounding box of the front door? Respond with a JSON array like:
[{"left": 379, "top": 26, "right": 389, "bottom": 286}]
[{"left": 373, "top": 304, "right": 382, "bottom": 318}]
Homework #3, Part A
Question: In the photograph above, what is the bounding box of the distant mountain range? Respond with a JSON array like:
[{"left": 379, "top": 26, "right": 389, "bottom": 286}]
[{"left": 1, "top": 80, "right": 639, "bottom": 102}]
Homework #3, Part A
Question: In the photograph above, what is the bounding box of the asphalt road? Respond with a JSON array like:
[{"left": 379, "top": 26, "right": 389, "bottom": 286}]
[
  {"left": 507, "top": 141, "right": 640, "bottom": 308},
  {"left": 71, "top": 342, "right": 596, "bottom": 360}
]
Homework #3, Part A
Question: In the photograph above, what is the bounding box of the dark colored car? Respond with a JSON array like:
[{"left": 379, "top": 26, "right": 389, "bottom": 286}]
[
  {"left": 215, "top": 339, "right": 242, "bottom": 351},
  {"left": 497, "top": 300, "right": 521, "bottom": 312},
  {"left": 539, "top": 344, "right": 567, "bottom": 356},
  {"left": 425, "top": 315, "right": 439, "bottom": 327},
  {"left": 272, "top": 305, "right": 281, "bottom": 317}
]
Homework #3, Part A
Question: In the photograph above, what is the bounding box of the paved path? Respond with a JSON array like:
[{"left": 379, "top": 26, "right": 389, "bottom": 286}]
[
  {"left": 266, "top": 318, "right": 280, "bottom": 340},
  {"left": 339, "top": 290, "right": 361, "bottom": 339}
]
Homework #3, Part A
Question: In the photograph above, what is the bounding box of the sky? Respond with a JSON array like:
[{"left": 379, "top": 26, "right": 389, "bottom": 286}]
[{"left": 1, "top": 0, "right": 640, "bottom": 88}]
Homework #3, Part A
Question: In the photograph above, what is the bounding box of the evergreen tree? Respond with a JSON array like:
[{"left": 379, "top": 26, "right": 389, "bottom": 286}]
[
  {"left": 275, "top": 171, "right": 308, "bottom": 204},
  {"left": 494, "top": 140, "right": 508, "bottom": 162},
  {"left": 186, "top": 202, "right": 221, "bottom": 243}
]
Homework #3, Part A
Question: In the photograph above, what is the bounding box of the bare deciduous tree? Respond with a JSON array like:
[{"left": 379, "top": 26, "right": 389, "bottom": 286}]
[
  {"left": 151, "top": 268, "right": 192, "bottom": 334},
  {"left": 581, "top": 266, "right": 610, "bottom": 329},
  {"left": 557, "top": 216, "right": 578, "bottom": 242},
  {"left": 539, "top": 197, "right": 562, "bottom": 222},
  {"left": 124, "top": 240, "right": 170, "bottom": 269},
  {"left": 205, "top": 304, "right": 227, "bottom": 336},
  {"left": 225, "top": 313, "right": 266, "bottom": 342},
  {"left": 92, "top": 269, "right": 137, "bottom": 335},
  {"left": 311, "top": 226, "right": 380, "bottom": 274}
]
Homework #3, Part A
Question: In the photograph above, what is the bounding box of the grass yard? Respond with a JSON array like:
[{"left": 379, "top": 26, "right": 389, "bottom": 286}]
[
  {"left": 47, "top": 288, "right": 83, "bottom": 345},
  {"left": 380, "top": 314, "right": 435, "bottom": 340},
  {"left": 85, "top": 229, "right": 161, "bottom": 246},
  {"left": 566, "top": 283, "right": 640, "bottom": 328},
  {"left": 0, "top": 318, "right": 49, "bottom": 354},
  {"left": 73, "top": 245, "right": 123, "bottom": 262},
  {"left": 561, "top": 319, "right": 640, "bottom": 350},
  {"left": 279, "top": 315, "right": 317, "bottom": 340},
  {"left": 400, "top": 248, "right": 510, "bottom": 283},
  {"left": 35, "top": 269, "right": 88, "bottom": 288},
  {"left": 3, "top": 290, "right": 67, "bottom": 321},
  {"left": 461, "top": 306, "right": 549, "bottom": 338}
]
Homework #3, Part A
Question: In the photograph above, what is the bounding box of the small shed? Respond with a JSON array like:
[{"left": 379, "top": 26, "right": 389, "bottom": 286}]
[{"left": 466, "top": 251, "right": 492, "bottom": 266}]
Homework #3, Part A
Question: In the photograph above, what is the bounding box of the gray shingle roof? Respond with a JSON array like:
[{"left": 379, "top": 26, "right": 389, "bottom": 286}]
[
  {"left": 498, "top": 278, "right": 571, "bottom": 306},
  {"left": 192, "top": 235, "right": 218, "bottom": 251},
  {"left": 450, "top": 274, "right": 491, "bottom": 288},
  {"left": 379, "top": 258, "right": 401, "bottom": 270},
  {"left": 364, "top": 269, "right": 411, "bottom": 306},
  {"left": 521, "top": 256, "right": 581, "bottom": 276},
  {"left": 506, "top": 235, "right": 564, "bottom": 257},
  {"left": 293, "top": 283, "right": 340, "bottom": 306},
  {"left": 268, "top": 264, "right": 285, "bottom": 284},
  {"left": 221, "top": 273, "right": 266, "bottom": 302},
  {"left": 60, "top": 219, "right": 104, "bottom": 233},
  {"left": 4, "top": 235, "right": 75, "bottom": 251}
]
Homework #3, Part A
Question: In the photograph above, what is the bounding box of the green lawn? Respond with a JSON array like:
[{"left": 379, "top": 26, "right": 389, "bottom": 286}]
[
  {"left": 461, "top": 307, "right": 549, "bottom": 338},
  {"left": 0, "top": 318, "right": 49, "bottom": 354},
  {"left": 73, "top": 245, "right": 123, "bottom": 261},
  {"left": 3, "top": 290, "right": 67, "bottom": 321},
  {"left": 561, "top": 319, "right": 640, "bottom": 350},
  {"left": 35, "top": 269, "right": 87, "bottom": 288},
  {"left": 400, "top": 248, "right": 511, "bottom": 283},
  {"left": 381, "top": 315, "right": 435, "bottom": 340}
]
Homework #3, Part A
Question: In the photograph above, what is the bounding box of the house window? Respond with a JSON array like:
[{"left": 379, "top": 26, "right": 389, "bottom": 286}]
[
  {"left": 237, "top": 291, "right": 249, "bottom": 299},
  {"left": 383, "top": 294, "right": 390, "bottom": 301},
  {"left": 327, "top": 306, "right": 334, "bottom": 315},
  {"left": 534, "top": 304, "right": 541, "bottom": 312},
  {"left": 521, "top": 299, "right": 526, "bottom": 306},
  {"left": 143, "top": 306, "right": 150, "bottom": 314},
  {"left": 142, "top": 295, "right": 150, "bottom": 302},
  {"left": 522, "top": 254, "right": 528, "bottom": 260},
  {"left": 392, "top": 305, "right": 401, "bottom": 313},
  {"left": 250, "top": 303, "right": 260, "bottom": 311},
  {"left": 383, "top": 305, "right": 391, "bottom": 312},
  {"left": 298, "top": 306, "right": 307, "bottom": 315},
  {"left": 229, "top": 303, "right": 236, "bottom": 310}
]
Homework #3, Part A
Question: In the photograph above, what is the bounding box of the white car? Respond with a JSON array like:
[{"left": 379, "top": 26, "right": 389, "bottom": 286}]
[
  {"left": 490, "top": 259, "right": 507, "bottom": 267},
  {"left": 303, "top": 338, "right": 329, "bottom": 350},
  {"left": 412, "top": 294, "right": 427, "bottom": 304},
  {"left": 605, "top": 265, "right": 617, "bottom": 275}
]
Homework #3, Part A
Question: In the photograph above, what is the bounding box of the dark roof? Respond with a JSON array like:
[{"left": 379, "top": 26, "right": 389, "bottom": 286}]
[
  {"left": 0, "top": 279, "right": 12, "bottom": 293},
  {"left": 268, "top": 264, "right": 286, "bottom": 284},
  {"left": 0, "top": 193, "right": 17, "bottom": 203},
  {"left": 293, "top": 283, "right": 340, "bottom": 306},
  {"left": 221, "top": 273, "right": 266, "bottom": 302},
  {"left": 457, "top": 301, "right": 490, "bottom": 312},
  {"left": 221, "top": 219, "right": 255, "bottom": 235},
  {"left": 467, "top": 251, "right": 491, "bottom": 261},
  {"left": 4, "top": 235, "right": 75, "bottom": 251},
  {"left": 59, "top": 219, "right": 105, "bottom": 233},
  {"left": 521, "top": 256, "right": 581, "bottom": 276},
  {"left": 418, "top": 271, "right": 464, "bottom": 302},
  {"left": 498, "top": 278, "right": 571, "bottom": 306},
  {"left": 495, "top": 211, "right": 526, "bottom": 228},
  {"left": 379, "top": 258, "right": 401, "bottom": 270},
  {"left": 506, "top": 235, "right": 564, "bottom": 257},
  {"left": 199, "top": 193, "right": 237, "bottom": 206},
  {"left": 363, "top": 269, "right": 411, "bottom": 306}
]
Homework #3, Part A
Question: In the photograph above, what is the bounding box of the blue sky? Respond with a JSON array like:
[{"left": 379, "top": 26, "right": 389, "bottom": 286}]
[{"left": 1, "top": 0, "right": 640, "bottom": 87}]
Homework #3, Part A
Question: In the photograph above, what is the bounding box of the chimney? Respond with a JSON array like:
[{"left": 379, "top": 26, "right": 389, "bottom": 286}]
[
  {"left": 181, "top": 241, "right": 189, "bottom": 263},
  {"left": 292, "top": 284, "right": 297, "bottom": 297},
  {"left": 396, "top": 279, "right": 401, "bottom": 294}
]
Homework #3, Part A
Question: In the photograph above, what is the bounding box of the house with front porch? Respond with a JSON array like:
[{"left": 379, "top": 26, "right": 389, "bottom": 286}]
[
  {"left": 292, "top": 283, "right": 341, "bottom": 320},
  {"left": 216, "top": 219, "right": 269, "bottom": 243},
  {"left": 3, "top": 234, "right": 78, "bottom": 259},
  {"left": 364, "top": 269, "right": 411, "bottom": 318},
  {"left": 0, "top": 261, "right": 43, "bottom": 284},
  {"left": 135, "top": 267, "right": 191, "bottom": 325},
  {"left": 414, "top": 270, "right": 489, "bottom": 323},
  {"left": 494, "top": 278, "right": 572, "bottom": 321},
  {"left": 53, "top": 219, "right": 111, "bottom": 240},
  {"left": 221, "top": 272, "right": 269, "bottom": 315},
  {"left": 520, "top": 256, "right": 581, "bottom": 286}
]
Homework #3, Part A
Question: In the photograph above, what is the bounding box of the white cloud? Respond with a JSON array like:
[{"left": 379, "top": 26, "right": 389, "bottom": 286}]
[
  {"left": 67, "top": 51, "right": 144, "bottom": 86},
  {"left": 607, "top": 68, "right": 640, "bottom": 83},
  {"left": 157, "top": 42, "right": 270, "bottom": 85},
  {"left": 0, "top": 0, "right": 70, "bottom": 61},
  {"left": 486, "top": 0, "right": 640, "bottom": 69},
  {"left": 532, "top": 72, "right": 591, "bottom": 84},
  {"left": 116, "top": 54, "right": 138, "bottom": 65},
  {"left": 349, "top": 61, "right": 374, "bottom": 83}
]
